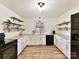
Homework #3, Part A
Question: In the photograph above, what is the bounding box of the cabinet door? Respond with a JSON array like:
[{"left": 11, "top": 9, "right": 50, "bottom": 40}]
[
  {"left": 54, "top": 35, "right": 59, "bottom": 47},
  {"left": 28, "top": 36, "right": 46, "bottom": 45},
  {"left": 66, "top": 40, "right": 70, "bottom": 59},
  {"left": 41, "top": 36, "right": 46, "bottom": 45},
  {"left": 54, "top": 35, "right": 58, "bottom": 46},
  {"left": 18, "top": 37, "right": 27, "bottom": 55},
  {"left": 54, "top": 35, "right": 66, "bottom": 56},
  {"left": 25, "top": 36, "right": 29, "bottom": 45},
  {"left": 18, "top": 38, "right": 23, "bottom": 55},
  {"left": 61, "top": 38, "right": 66, "bottom": 55},
  {"left": 35, "top": 37, "right": 40, "bottom": 45},
  {"left": 29, "top": 36, "right": 40, "bottom": 45}
]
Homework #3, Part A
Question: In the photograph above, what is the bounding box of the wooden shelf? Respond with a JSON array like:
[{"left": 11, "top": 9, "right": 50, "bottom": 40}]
[
  {"left": 12, "top": 23, "right": 24, "bottom": 26},
  {"left": 2, "top": 17, "right": 25, "bottom": 32},
  {"left": 2, "top": 20, "right": 12, "bottom": 25},
  {"left": 58, "top": 21, "right": 71, "bottom": 26},
  {"left": 3, "top": 21, "right": 23, "bottom": 26},
  {"left": 10, "top": 17, "right": 24, "bottom": 22},
  {"left": 57, "top": 21, "right": 71, "bottom": 31}
]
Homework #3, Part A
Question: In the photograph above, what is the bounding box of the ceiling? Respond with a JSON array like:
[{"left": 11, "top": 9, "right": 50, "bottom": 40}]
[{"left": 0, "top": 0, "right": 79, "bottom": 18}]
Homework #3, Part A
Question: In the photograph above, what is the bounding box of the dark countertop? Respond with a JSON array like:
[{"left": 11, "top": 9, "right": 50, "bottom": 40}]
[{"left": 0, "top": 39, "right": 17, "bottom": 52}]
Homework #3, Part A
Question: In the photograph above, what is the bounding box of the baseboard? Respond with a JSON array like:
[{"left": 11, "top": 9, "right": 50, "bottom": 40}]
[{"left": 27, "top": 45, "right": 46, "bottom": 47}]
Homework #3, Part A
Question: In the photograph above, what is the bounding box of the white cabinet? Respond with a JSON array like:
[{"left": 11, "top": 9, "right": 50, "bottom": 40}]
[
  {"left": 54, "top": 35, "right": 70, "bottom": 59},
  {"left": 28, "top": 36, "right": 40, "bottom": 45},
  {"left": 66, "top": 40, "right": 70, "bottom": 59},
  {"left": 28, "top": 35, "right": 46, "bottom": 45},
  {"left": 18, "top": 35, "right": 46, "bottom": 55},
  {"left": 54, "top": 35, "right": 58, "bottom": 46},
  {"left": 18, "top": 36, "right": 28, "bottom": 55}
]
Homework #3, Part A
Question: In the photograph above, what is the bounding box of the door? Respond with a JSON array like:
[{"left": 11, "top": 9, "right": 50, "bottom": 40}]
[{"left": 46, "top": 35, "right": 54, "bottom": 46}]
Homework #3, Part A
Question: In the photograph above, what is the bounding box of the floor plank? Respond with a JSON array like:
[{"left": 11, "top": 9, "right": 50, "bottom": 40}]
[{"left": 18, "top": 46, "right": 68, "bottom": 59}]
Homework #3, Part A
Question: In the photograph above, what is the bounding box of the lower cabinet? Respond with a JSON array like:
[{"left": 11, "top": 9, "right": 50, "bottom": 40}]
[
  {"left": 54, "top": 35, "right": 70, "bottom": 59},
  {"left": 18, "top": 36, "right": 27, "bottom": 55},
  {"left": 28, "top": 35, "right": 46, "bottom": 45},
  {"left": 18, "top": 35, "right": 46, "bottom": 55}
]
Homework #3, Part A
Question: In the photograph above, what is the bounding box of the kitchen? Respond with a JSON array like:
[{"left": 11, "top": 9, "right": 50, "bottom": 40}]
[{"left": 0, "top": 0, "right": 79, "bottom": 59}]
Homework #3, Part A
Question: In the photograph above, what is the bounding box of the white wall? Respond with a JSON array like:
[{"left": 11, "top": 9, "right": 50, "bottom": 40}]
[
  {"left": 0, "top": 4, "right": 22, "bottom": 40},
  {"left": 23, "top": 18, "right": 57, "bottom": 34}
]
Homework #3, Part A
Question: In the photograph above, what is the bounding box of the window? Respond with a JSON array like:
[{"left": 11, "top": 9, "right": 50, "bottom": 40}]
[{"left": 35, "top": 20, "right": 44, "bottom": 34}]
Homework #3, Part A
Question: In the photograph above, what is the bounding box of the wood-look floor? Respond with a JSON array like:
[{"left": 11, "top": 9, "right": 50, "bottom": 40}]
[{"left": 18, "top": 46, "right": 68, "bottom": 59}]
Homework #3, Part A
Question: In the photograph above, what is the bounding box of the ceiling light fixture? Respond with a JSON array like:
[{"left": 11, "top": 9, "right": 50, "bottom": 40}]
[
  {"left": 37, "top": 2, "right": 45, "bottom": 12},
  {"left": 38, "top": 2, "right": 45, "bottom": 8}
]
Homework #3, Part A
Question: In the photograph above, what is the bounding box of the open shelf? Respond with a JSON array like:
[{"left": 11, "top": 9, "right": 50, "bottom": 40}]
[
  {"left": 57, "top": 21, "right": 71, "bottom": 31},
  {"left": 58, "top": 21, "right": 71, "bottom": 26},
  {"left": 10, "top": 17, "right": 24, "bottom": 22},
  {"left": 12, "top": 23, "right": 24, "bottom": 26},
  {"left": 3, "top": 21, "right": 24, "bottom": 26},
  {"left": 2, "top": 18, "right": 25, "bottom": 32}
]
